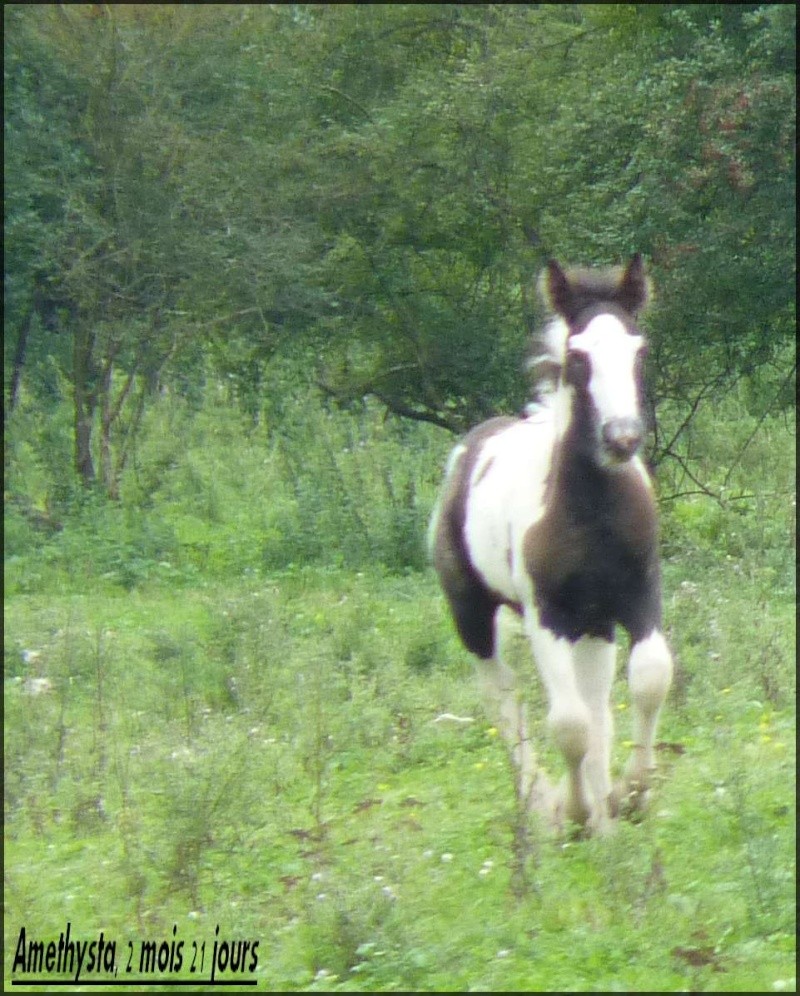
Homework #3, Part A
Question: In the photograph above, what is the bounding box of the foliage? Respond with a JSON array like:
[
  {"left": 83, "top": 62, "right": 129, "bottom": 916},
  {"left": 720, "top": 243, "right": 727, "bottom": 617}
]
[{"left": 4, "top": 4, "right": 796, "bottom": 501}]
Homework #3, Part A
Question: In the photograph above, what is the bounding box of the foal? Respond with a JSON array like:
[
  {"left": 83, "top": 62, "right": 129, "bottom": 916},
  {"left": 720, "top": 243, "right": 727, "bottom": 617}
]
[{"left": 429, "top": 255, "right": 673, "bottom": 834}]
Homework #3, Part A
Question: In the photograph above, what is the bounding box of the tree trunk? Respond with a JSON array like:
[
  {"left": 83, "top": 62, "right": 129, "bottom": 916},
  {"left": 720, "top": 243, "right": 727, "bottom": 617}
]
[
  {"left": 7, "top": 308, "right": 32, "bottom": 417},
  {"left": 100, "top": 357, "right": 114, "bottom": 498},
  {"left": 100, "top": 352, "right": 136, "bottom": 501},
  {"left": 73, "top": 324, "right": 97, "bottom": 486}
]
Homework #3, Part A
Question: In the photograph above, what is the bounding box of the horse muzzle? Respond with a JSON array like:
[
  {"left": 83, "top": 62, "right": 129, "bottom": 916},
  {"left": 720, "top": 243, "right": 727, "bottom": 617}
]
[{"left": 602, "top": 417, "right": 644, "bottom": 462}]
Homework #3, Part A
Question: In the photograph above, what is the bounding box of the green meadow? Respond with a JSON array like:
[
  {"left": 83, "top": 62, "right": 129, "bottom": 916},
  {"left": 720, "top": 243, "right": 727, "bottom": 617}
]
[{"left": 4, "top": 389, "right": 795, "bottom": 992}]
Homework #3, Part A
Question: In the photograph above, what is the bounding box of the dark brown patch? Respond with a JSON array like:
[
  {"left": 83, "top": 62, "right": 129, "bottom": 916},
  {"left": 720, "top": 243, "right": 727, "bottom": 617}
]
[
  {"left": 524, "top": 436, "right": 661, "bottom": 642},
  {"left": 671, "top": 946, "right": 727, "bottom": 972},
  {"left": 431, "top": 417, "right": 518, "bottom": 659},
  {"left": 353, "top": 798, "right": 383, "bottom": 813}
]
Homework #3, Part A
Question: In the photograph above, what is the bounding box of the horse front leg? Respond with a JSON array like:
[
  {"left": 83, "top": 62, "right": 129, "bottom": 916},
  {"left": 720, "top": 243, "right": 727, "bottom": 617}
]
[
  {"left": 524, "top": 613, "right": 596, "bottom": 831},
  {"left": 613, "top": 629, "right": 673, "bottom": 815},
  {"left": 573, "top": 637, "right": 616, "bottom": 833}
]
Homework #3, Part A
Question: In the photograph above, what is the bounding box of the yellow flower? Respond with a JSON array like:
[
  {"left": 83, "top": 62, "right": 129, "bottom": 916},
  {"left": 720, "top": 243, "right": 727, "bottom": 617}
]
[{"left": 486, "top": 727, "right": 499, "bottom": 738}]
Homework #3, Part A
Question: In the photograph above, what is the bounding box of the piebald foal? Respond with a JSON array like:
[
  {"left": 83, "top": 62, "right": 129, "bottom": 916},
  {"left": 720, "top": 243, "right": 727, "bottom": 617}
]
[{"left": 430, "top": 255, "right": 673, "bottom": 834}]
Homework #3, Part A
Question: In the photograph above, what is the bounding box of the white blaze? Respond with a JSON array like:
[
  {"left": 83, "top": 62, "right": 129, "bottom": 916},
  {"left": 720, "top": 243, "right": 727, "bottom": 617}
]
[{"left": 568, "top": 315, "right": 643, "bottom": 424}]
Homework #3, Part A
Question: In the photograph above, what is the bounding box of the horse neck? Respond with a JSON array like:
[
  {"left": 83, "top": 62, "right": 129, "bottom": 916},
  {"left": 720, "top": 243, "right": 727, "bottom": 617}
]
[{"left": 549, "top": 388, "right": 628, "bottom": 510}]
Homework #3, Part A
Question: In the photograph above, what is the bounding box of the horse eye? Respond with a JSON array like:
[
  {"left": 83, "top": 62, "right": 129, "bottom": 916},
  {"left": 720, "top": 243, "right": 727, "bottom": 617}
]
[{"left": 565, "top": 350, "right": 590, "bottom": 387}]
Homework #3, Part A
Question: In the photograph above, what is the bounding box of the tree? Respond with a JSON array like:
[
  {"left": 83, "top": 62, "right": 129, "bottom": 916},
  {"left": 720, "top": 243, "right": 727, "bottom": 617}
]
[
  {"left": 266, "top": 4, "right": 796, "bottom": 455},
  {"left": 5, "top": 4, "right": 795, "bottom": 507}
]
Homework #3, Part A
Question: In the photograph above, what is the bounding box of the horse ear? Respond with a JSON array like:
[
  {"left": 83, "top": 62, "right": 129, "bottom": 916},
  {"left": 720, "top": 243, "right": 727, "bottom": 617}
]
[
  {"left": 617, "top": 253, "right": 651, "bottom": 315},
  {"left": 542, "top": 259, "right": 575, "bottom": 319}
]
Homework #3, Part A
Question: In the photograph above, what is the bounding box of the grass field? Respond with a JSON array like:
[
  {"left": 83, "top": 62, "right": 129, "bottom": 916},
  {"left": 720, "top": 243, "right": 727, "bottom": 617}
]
[
  {"left": 4, "top": 389, "right": 796, "bottom": 991},
  {"left": 4, "top": 552, "right": 795, "bottom": 991}
]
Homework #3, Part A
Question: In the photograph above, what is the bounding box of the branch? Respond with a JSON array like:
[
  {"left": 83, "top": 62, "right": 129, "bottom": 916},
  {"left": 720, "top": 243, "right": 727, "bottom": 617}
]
[
  {"left": 316, "top": 377, "right": 460, "bottom": 433},
  {"left": 722, "top": 358, "right": 798, "bottom": 490},
  {"left": 369, "top": 390, "right": 462, "bottom": 433},
  {"left": 317, "top": 85, "right": 374, "bottom": 122},
  {"left": 658, "top": 446, "right": 725, "bottom": 505},
  {"left": 654, "top": 374, "right": 721, "bottom": 462}
]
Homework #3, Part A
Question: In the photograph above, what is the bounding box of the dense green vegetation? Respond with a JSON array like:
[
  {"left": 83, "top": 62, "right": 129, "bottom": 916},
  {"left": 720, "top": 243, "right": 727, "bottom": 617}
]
[
  {"left": 5, "top": 3, "right": 795, "bottom": 483},
  {"left": 4, "top": 3, "right": 795, "bottom": 992}
]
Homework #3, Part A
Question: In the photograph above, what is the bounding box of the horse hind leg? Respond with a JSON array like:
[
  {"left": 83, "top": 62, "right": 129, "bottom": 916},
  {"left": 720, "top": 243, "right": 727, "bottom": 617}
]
[
  {"left": 478, "top": 607, "right": 554, "bottom": 816},
  {"left": 612, "top": 629, "right": 673, "bottom": 816}
]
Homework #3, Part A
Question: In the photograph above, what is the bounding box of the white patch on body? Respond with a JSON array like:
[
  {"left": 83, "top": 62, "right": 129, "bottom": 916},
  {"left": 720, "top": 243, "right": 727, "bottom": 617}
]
[{"left": 463, "top": 414, "right": 555, "bottom": 603}]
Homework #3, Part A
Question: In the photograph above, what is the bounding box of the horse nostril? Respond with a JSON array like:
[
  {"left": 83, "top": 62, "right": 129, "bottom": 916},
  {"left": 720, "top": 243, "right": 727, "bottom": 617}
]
[{"left": 603, "top": 419, "right": 643, "bottom": 460}]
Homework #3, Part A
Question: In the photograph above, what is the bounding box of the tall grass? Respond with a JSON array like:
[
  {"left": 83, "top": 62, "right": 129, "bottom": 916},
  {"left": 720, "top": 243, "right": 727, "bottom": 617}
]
[{"left": 4, "top": 377, "right": 796, "bottom": 991}]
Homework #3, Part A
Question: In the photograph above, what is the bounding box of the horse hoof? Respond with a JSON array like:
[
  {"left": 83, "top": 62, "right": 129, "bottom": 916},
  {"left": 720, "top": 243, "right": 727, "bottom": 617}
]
[{"left": 611, "top": 779, "right": 650, "bottom": 820}]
